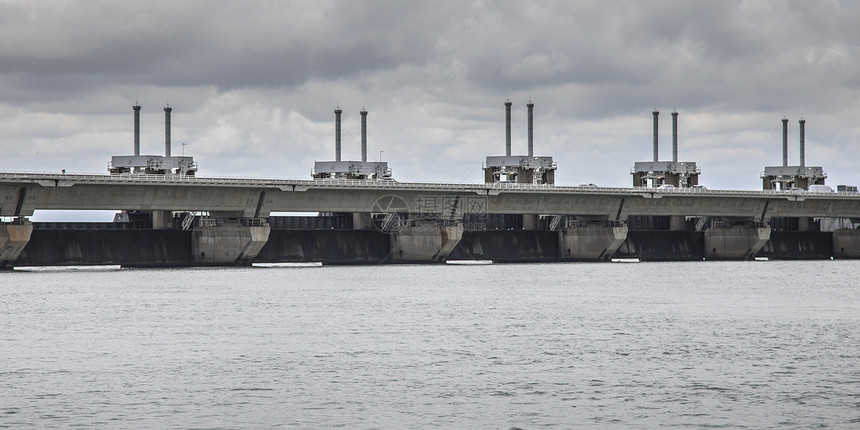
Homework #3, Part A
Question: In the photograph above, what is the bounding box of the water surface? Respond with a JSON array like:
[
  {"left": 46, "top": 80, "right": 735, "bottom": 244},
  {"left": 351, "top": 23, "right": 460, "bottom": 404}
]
[{"left": 2, "top": 261, "right": 858, "bottom": 428}]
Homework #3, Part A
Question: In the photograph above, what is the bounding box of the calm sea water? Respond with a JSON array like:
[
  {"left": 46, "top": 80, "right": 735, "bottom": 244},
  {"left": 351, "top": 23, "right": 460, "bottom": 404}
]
[{"left": 1, "top": 261, "right": 858, "bottom": 429}]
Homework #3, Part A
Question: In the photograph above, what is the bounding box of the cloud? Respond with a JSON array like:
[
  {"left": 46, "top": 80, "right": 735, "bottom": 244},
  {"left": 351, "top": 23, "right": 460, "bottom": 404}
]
[{"left": 1, "top": 0, "right": 860, "bottom": 191}]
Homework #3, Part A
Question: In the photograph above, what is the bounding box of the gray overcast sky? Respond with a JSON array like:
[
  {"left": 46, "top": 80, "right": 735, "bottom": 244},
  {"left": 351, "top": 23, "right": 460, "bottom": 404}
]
[{"left": 2, "top": 0, "right": 860, "bottom": 191}]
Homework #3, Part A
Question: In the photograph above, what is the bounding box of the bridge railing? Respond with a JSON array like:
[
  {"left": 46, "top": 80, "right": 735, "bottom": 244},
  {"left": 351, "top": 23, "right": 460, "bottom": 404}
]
[{"left": 1, "top": 171, "right": 857, "bottom": 198}]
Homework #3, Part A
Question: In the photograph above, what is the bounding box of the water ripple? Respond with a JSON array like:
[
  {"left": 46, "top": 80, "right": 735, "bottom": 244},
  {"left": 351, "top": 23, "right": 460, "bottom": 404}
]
[{"left": 0, "top": 261, "right": 858, "bottom": 428}]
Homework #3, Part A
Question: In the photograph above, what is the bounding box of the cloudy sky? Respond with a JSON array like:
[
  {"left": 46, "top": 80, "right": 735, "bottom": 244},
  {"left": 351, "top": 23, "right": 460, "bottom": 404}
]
[{"left": 2, "top": 0, "right": 860, "bottom": 191}]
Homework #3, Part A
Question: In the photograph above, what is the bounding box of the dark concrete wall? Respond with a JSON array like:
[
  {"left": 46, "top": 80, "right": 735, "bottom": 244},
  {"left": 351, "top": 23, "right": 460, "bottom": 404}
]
[
  {"left": 615, "top": 231, "right": 705, "bottom": 261},
  {"left": 17, "top": 230, "right": 192, "bottom": 267},
  {"left": 12, "top": 228, "right": 850, "bottom": 267},
  {"left": 448, "top": 231, "right": 559, "bottom": 262},
  {"left": 256, "top": 230, "right": 390, "bottom": 264},
  {"left": 758, "top": 231, "right": 833, "bottom": 260}
]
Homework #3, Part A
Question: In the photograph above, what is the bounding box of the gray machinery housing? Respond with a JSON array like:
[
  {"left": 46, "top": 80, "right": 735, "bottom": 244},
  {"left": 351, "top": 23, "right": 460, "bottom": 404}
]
[
  {"left": 109, "top": 104, "right": 197, "bottom": 175},
  {"left": 483, "top": 100, "right": 557, "bottom": 185},
  {"left": 631, "top": 110, "right": 700, "bottom": 188},
  {"left": 313, "top": 107, "right": 391, "bottom": 180},
  {"left": 761, "top": 117, "right": 826, "bottom": 190}
]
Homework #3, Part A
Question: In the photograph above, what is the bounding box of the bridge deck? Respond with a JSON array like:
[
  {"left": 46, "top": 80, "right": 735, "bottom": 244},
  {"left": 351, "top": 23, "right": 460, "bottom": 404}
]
[
  {"left": 2, "top": 172, "right": 860, "bottom": 219},
  {"left": 0, "top": 171, "right": 850, "bottom": 195}
]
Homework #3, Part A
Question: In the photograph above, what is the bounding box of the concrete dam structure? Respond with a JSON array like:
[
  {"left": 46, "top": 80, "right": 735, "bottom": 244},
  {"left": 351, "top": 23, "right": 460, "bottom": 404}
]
[
  {"left": 3, "top": 103, "right": 860, "bottom": 269},
  {"left": 3, "top": 172, "right": 860, "bottom": 268}
]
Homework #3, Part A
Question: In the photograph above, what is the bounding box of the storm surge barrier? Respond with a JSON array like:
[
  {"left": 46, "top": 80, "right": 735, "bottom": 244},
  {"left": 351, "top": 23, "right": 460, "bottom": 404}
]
[{"left": 3, "top": 172, "right": 860, "bottom": 268}]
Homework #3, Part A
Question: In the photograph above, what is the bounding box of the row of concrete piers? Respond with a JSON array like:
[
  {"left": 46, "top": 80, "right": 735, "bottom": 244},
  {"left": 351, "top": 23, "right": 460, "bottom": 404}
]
[{"left": 8, "top": 212, "right": 860, "bottom": 269}]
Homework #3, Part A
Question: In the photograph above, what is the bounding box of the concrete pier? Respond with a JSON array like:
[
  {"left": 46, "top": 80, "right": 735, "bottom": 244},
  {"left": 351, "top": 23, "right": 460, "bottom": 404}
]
[
  {"left": 797, "top": 217, "right": 814, "bottom": 232},
  {"left": 352, "top": 213, "right": 372, "bottom": 231},
  {"left": 704, "top": 224, "right": 771, "bottom": 260},
  {"left": 522, "top": 214, "right": 538, "bottom": 231},
  {"left": 559, "top": 223, "right": 628, "bottom": 261},
  {"left": 152, "top": 210, "right": 173, "bottom": 230},
  {"left": 669, "top": 215, "right": 686, "bottom": 231},
  {"left": 13, "top": 224, "right": 860, "bottom": 267},
  {"left": 832, "top": 229, "right": 860, "bottom": 259},
  {"left": 192, "top": 219, "right": 271, "bottom": 265},
  {"left": 0, "top": 220, "right": 33, "bottom": 269},
  {"left": 390, "top": 224, "right": 463, "bottom": 263}
]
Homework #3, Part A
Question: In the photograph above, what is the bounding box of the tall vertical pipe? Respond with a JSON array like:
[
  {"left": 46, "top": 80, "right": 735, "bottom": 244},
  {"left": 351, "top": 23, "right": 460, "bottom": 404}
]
[
  {"left": 334, "top": 107, "right": 342, "bottom": 162},
  {"left": 527, "top": 101, "right": 534, "bottom": 157},
  {"left": 133, "top": 103, "right": 141, "bottom": 156},
  {"left": 652, "top": 109, "right": 659, "bottom": 162},
  {"left": 164, "top": 105, "right": 172, "bottom": 157},
  {"left": 360, "top": 108, "right": 368, "bottom": 162},
  {"left": 782, "top": 117, "right": 789, "bottom": 166},
  {"left": 799, "top": 118, "right": 806, "bottom": 167},
  {"left": 671, "top": 110, "right": 678, "bottom": 163},
  {"left": 505, "top": 100, "right": 512, "bottom": 157}
]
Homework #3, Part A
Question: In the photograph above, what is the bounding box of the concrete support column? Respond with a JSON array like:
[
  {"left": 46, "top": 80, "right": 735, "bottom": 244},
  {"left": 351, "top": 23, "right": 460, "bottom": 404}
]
[
  {"left": 152, "top": 210, "right": 173, "bottom": 230},
  {"left": 390, "top": 223, "right": 463, "bottom": 263},
  {"left": 352, "top": 213, "right": 372, "bottom": 230},
  {"left": 334, "top": 107, "right": 342, "bottom": 162},
  {"left": 360, "top": 108, "right": 368, "bottom": 163},
  {"left": 505, "top": 100, "right": 512, "bottom": 157},
  {"left": 133, "top": 103, "right": 141, "bottom": 156},
  {"left": 516, "top": 168, "right": 532, "bottom": 184},
  {"left": 527, "top": 101, "right": 534, "bottom": 157},
  {"left": 559, "top": 223, "right": 628, "bottom": 261},
  {"left": 797, "top": 217, "right": 813, "bottom": 232},
  {"left": 192, "top": 219, "right": 271, "bottom": 266},
  {"left": 799, "top": 118, "right": 806, "bottom": 168},
  {"left": 652, "top": 109, "right": 659, "bottom": 162},
  {"left": 669, "top": 215, "right": 686, "bottom": 231},
  {"left": 522, "top": 214, "right": 538, "bottom": 231},
  {"left": 704, "top": 224, "right": 771, "bottom": 260},
  {"left": 671, "top": 110, "right": 678, "bottom": 163},
  {"left": 833, "top": 229, "right": 860, "bottom": 259},
  {"left": 782, "top": 117, "right": 789, "bottom": 167},
  {"left": 0, "top": 220, "right": 33, "bottom": 270},
  {"left": 484, "top": 169, "right": 495, "bottom": 183},
  {"left": 164, "top": 105, "right": 172, "bottom": 157}
]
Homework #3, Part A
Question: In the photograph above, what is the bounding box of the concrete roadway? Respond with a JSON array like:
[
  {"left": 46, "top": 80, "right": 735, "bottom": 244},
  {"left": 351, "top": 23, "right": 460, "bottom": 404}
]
[{"left": 2, "top": 172, "right": 860, "bottom": 220}]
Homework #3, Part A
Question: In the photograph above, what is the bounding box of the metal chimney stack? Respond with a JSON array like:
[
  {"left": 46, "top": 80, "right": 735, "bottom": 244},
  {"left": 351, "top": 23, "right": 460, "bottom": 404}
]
[
  {"left": 133, "top": 103, "right": 141, "bottom": 156},
  {"left": 164, "top": 105, "right": 172, "bottom": 157},
  {"left": 671, "top": 110, "right": 678, "bottom": 163},
  {"left": 505, "top": 100, "right": 512, "bottom": 157},
  {"left": 782, "top": 117, "right": 789, "bottom": 166},
  {"left": 527, "top": 101, "right": 534, "bottom": 157},
  {"left": 360, "top": 108, "right": 368, "bottom": 162},
  {"left": 799, "top": 118, "right": 806, "bottom": 167},
  {"left": 652, "top": 109, "right": 659, "bottom": 162},
  {"left": 334, "top": 107, "right": 342, "bottom": 162}
]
